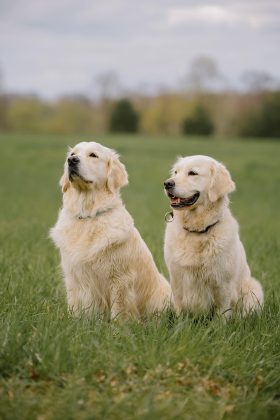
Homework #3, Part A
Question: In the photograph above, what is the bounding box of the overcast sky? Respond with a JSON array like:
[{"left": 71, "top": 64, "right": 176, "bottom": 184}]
[{"left": 0, "top": 0, "right": 279, "bottom": 98}]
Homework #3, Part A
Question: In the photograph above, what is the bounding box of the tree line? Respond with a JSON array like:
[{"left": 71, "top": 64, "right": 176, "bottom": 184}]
[
  {"left": 0, "top": 57, "right": 279, "bottom": 138},
  {"left": 0, "top": 90, "right": 279, "bottom": 138}
]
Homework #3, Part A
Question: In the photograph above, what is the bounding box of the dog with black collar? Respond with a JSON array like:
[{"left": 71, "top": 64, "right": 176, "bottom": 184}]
[{"left": 163, "top": 155, "right": 263, "bottom": 319}]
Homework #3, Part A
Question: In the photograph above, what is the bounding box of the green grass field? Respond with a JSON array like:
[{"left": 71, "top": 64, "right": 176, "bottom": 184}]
[{"left": 0, "top": 133, "right": 280, "bottom": 419}]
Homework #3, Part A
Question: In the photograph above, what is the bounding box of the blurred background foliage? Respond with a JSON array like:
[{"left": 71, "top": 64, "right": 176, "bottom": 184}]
[{"left": 0, "top": 57, "right": 279, "bottom": 138}]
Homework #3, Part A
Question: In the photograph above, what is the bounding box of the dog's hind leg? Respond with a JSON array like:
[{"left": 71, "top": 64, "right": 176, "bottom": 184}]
[{"left": 239, "top": 277, "right": 264, "bottom": 315}]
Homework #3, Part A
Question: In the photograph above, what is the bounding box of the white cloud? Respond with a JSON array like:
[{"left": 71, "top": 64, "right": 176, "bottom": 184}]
[
  {"left": 168, "top": 6, "right": 235, "bottom": 26},
  {"left": 167, "top": 3, "right": 280, "bottom": 29}
]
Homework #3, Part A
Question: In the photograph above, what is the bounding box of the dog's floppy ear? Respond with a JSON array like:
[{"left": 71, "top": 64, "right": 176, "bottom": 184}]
[
  {"left": 208, "top": 162, "right": 235, "bottom": 202},
  {"left": 59, "top": 171, "right": 70, "bottom": 193},
  {"left": 59, "top": 147, "right": 72, "bottom": 193},
  {"left": 107, "top": 154, "right": 128, "bottom": 192}
]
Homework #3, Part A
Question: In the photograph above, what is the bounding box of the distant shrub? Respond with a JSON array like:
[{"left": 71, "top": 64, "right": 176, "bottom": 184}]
[
  {"left": 47, "top": 98, "right": 93, "bottom": 134},
  {"left": 109, "top": 99, "right": 139, "bottom": 133},
  {"left": 7, "top": 97, "right": 51, "bottom": 133},
  {"left": 241, "top": 91, "right": 280, "bottom": 138},
  {"left": 0, "top": 95, "right": 8, "bottom": 130},
  {"left": 182, "top": 105, "right": 214, "bottom": 136}
]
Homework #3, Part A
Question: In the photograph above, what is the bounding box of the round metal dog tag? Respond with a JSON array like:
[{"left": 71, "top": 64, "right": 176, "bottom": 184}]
[{"left": 165, "top": 211, "right": 174, "bottom": 223}]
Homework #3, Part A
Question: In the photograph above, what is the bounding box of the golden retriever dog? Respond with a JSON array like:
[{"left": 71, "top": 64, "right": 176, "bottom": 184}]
[
  {"left": 50, "top": 141, "right": 172, "bottom": 320},
  {"left": 164, "top": 155, "right": 263, "bottom": 319}
]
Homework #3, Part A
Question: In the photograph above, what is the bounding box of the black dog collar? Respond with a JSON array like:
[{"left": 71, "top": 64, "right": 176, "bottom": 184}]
[
  {"left": 165, "top": 211, "right": 219, "bottom": 234},
  {"left": 184, "top": 220, "right": 219, "bottom": 234}
]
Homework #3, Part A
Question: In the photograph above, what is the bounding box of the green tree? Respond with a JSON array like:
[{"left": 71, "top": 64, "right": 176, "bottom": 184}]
[
  {"left": 241, "top": 92, "right": 280, "bottom": 138},
  {"left": 182, "top": 105, "right": 214, "bottom": 136},
  {"left": 109, "top": 99, "right": 139, "bottom": 133}
]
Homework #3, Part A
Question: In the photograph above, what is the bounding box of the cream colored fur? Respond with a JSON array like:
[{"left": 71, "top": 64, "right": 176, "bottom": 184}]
[
  {"left": 164, "top": 155, "right": 263, "bottom": 318},
  {"left": 50, "top": 142, "right": 172, "bottom": 320}
]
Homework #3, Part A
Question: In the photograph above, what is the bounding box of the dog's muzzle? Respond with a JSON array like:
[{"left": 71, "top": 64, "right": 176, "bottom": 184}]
[
  {"left": 68, "top": 156, "right": 80, "bottom": 167},
  {"left": 164, "top": 178, "right": 200, "bottom": 208},
  {"left": 68, "top": 156, "right": 80, "bottom": 180},
  {"left": 164, "top": 179, "right": 175, "bottom": 191}
]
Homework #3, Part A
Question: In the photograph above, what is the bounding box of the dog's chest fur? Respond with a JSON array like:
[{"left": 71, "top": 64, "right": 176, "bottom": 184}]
[
  {"left": 170, "top": 233, "right": 228, "bottom": 287},
  {"left": 166, "top": 225, "right": 222, "bottom": 268},
  {"left": 164, "top": 216, "right": 237, "bottom": 313},
  {"left": 51, "top": 209, "right": 139, "bottom": 316},
  {"left": 52, "top": 209, "right": 133, "bottom": 259},
  {"left": 51, "top": 210, "right": 134, "bottom": 303}
]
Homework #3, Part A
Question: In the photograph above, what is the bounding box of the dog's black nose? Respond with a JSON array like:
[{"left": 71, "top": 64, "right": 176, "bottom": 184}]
[
  {"left": 164, "top": 179, "right": 175, "bottom": 190},
  {"left": 68, "top": 156, "right": 80, "bottom": 166}
]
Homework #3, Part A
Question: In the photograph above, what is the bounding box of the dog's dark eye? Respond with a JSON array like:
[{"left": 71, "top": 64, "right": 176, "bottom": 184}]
[
  {"left": 70, "top": 152, "right": 75, "bottom": 156},
  {"left": 174, "top": 171, "right": 177, "bottom": 175},
  {"left": 188, "top": 170, "right": 198, "bottom": 176},
  {"left": 89, "top": 153, "right": 98, "bottom": 158}
]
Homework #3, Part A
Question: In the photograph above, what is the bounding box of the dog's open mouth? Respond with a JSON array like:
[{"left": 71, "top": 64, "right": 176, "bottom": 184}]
[{"left": 168, "top": 192, "right": 200, "bottom": 208}]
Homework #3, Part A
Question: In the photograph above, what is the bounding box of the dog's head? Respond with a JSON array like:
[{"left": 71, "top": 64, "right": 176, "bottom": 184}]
[
  {"left": 164, "top": 155, "right": 235, "bottom": 209},
  {"left": 60, "top": 142, "right": 128, "bottom": 194}
]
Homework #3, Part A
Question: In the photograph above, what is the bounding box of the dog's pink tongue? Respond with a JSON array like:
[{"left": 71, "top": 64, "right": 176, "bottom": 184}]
[{"left": 171, "top": 197, "right": 181, "bottom": 204}]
